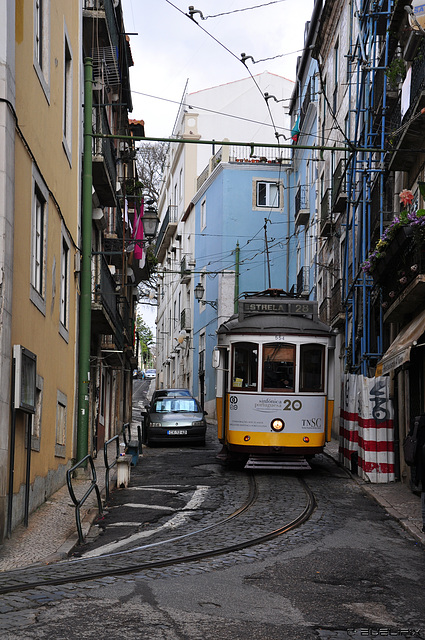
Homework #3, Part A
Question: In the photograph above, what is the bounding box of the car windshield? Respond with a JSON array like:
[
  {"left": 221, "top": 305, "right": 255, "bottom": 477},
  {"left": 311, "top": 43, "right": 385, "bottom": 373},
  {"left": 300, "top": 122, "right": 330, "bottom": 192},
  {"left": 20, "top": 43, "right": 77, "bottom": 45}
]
[{"left": 153, "top": 398, "right": 199, "bottom": 413}]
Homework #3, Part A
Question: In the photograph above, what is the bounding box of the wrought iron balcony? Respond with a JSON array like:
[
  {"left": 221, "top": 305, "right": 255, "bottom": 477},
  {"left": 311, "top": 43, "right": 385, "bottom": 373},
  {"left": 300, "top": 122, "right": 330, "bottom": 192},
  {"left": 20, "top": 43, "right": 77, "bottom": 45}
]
[
  {"left": 92, "top": 106, "right": 117, "bottom": 206},
  {"left": 180, "top": 308, "right": 191, "bottom": 331},
  {"left": 331, "top": 158, "right": 347, "bottom": 213},
  {"left": 91, "top": 254, "right": 119, "bottom": 335},
  {"left": 180, "top": 256, "right": 191, "bottom": 284},
  {"left": 296, "top": 266, "right": 309, "bottom": 296},
  {"left": 372, "top": 227, "right": 425, "bottom": 323},
  {"left": 155, "top": 205, "right": 178, "bottom": 262},
  {"left": 320, "top": 189, "right": 332, "bottom": 237},
  {"left": 295, "top": 185, "right": 309, "bottom": 227},
  {"left": 387, "top": 37, "right": 425, "bottom": 172}
]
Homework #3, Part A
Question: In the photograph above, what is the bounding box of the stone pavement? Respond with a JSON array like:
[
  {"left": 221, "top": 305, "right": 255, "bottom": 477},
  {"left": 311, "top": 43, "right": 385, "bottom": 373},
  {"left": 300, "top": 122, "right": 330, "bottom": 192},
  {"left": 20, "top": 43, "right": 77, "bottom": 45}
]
[{"left": 0, "top": 438, "right": 423, "bottom": 573}]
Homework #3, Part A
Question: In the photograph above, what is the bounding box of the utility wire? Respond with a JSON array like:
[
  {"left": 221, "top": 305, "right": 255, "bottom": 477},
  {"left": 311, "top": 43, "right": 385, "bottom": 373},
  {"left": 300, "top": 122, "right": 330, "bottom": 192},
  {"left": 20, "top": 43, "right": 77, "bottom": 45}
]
[{"left": 200, "top": 0, "right": 290, "bottom": 19}]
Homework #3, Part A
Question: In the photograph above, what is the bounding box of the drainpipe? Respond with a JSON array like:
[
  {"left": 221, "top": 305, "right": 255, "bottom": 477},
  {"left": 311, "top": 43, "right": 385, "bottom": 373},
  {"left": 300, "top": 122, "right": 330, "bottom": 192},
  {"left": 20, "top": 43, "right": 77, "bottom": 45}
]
[
  {"left": 77, "top": 58, "right": 93, "bottom": 463},
  {"left": 234, "top": 241, "right": 240, "bottom": 314}
]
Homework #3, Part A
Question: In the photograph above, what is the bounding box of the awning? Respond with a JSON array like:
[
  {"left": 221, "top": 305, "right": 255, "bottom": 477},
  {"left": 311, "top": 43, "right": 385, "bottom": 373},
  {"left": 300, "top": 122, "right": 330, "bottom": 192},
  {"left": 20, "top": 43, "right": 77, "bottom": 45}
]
[{"left": 376, "top": 308, "right": 425, "bottom": 376}]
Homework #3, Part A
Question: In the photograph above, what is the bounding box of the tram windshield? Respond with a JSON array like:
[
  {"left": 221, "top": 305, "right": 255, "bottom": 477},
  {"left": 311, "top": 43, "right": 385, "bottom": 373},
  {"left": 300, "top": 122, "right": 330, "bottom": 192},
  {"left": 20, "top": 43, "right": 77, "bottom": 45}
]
[
  {"left": 299, "top": 344, "right": 325, "bottom": 391},
  {"left": 263, "top": 343, "right": 295, "bottom": 392},
  {"left": 231, "top": 342, "right": 258, "bottom": 390}
]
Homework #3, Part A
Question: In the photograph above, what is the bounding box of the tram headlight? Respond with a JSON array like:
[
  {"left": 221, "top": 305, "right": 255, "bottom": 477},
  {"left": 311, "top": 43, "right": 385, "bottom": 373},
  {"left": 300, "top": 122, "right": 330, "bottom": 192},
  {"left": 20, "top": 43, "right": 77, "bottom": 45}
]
[{"left": 271, "top": 418, "right": 284, "bottom": 432}]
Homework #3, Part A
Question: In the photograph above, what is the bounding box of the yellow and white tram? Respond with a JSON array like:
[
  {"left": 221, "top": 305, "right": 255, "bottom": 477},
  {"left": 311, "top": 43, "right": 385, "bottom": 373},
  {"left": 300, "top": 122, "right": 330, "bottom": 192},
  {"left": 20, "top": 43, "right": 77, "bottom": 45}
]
[{"left": 213, "top": 291, "right": 335, "bottom": 467}]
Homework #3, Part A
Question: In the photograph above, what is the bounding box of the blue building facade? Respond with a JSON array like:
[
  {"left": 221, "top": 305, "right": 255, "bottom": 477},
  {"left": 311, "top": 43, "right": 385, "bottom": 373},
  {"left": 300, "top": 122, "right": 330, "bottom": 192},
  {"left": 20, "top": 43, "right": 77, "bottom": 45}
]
[{"left": 191, "top": 159, "right": 294, "bottom": 411}]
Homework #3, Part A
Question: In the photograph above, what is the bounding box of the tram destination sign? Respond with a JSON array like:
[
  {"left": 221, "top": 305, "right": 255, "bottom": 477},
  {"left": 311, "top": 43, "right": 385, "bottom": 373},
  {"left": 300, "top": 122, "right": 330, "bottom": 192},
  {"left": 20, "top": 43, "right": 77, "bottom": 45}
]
[{"left": 239, "top": 299, "right": 317, "bottom": 320}]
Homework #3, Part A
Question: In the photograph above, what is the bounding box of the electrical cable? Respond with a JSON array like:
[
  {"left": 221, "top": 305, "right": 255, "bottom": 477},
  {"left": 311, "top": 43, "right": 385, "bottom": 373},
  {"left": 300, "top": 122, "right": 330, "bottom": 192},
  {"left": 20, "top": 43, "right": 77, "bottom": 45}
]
[{"left": 200, "top": 0, "right": 290, "bottom": 19}]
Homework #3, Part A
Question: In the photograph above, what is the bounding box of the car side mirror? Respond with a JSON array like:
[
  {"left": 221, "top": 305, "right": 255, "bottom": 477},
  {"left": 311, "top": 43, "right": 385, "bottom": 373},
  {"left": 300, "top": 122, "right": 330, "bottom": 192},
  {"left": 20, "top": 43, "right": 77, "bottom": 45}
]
[{"left": 204, "top": 411, "right": 208, "bottom": 416}]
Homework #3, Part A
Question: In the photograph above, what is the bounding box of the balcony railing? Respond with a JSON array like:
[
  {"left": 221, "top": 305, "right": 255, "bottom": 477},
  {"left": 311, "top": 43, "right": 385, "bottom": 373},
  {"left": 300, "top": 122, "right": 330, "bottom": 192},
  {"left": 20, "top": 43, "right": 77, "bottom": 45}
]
[
  {"left": 330, "top": 279, "right": 344, "bottom": 327},
  {"left": 296, "top": 266, "right": 309, "bottom": 296},
  {"left": 295, "top": 185, "right": 309, "bottom": 226},
  {"left": 155, "top": 205, "right": 178, "bottom": 260},
  {"left": 180, "top": 308, "right": 191, "bottom": 331},
  {"left": 92, "top": 106, "right": 117, "bottom": 206},
  {"left": 331, "top": 158, "right": 347, "bottom": 213},
  {"left": 180, "top": 256, "right": 191, "bottom": 284},
  {"left": 92, "top": 254, "right": 119, "bottom": 334},
  {"left": 320, "top": 189, "right": 332, "bottom": 237}
]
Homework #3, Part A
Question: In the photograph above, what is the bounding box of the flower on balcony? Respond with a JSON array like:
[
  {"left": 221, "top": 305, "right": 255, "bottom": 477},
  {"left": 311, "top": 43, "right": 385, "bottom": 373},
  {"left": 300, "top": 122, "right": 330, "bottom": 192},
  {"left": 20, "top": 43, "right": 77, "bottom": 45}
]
[{"left": 362, "top": 190, "right": 425, "bottom": 275}]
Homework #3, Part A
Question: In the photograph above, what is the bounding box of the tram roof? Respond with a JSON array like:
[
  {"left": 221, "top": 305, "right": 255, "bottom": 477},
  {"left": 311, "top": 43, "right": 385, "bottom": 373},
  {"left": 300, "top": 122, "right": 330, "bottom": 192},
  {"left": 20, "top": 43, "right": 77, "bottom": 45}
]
[{"left": 217, "top": 312, "right": 333, "bottom": 337}]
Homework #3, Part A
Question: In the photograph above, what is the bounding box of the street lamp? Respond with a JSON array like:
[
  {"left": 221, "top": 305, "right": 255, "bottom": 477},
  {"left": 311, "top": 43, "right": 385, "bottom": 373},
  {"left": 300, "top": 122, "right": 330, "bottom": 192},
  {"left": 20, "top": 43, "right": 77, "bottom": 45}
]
[
  {"left": 142, "top": 202, "right": 160, "bottom": 240},
  {"left": 194, "top": 282, "right": 218, "bottom": 310}
]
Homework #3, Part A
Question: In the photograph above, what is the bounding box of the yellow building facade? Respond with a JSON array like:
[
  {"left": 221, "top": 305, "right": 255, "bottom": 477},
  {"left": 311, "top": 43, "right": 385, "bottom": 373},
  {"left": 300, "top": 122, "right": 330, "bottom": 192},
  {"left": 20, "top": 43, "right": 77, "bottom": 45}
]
[{"left": 1, "top": 1, "right": 81, "bottom": 536}]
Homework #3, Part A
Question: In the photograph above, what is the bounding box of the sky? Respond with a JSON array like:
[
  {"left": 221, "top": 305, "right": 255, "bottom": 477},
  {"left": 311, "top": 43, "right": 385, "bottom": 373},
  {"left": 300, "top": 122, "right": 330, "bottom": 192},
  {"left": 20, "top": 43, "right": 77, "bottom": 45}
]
[
  {"left": 122, "top": 0, "right": 316, "bottom": 333},
  {"left": 122, "top": 0, "right": 316, "bottom": 138}
]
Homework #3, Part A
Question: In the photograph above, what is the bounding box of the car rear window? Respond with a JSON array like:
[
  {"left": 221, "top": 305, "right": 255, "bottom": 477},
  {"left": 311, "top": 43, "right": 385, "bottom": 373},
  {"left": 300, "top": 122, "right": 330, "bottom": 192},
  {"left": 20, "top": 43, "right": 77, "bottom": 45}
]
[{"left": 154, "top": 398, "right": 199, "bottom": 413}]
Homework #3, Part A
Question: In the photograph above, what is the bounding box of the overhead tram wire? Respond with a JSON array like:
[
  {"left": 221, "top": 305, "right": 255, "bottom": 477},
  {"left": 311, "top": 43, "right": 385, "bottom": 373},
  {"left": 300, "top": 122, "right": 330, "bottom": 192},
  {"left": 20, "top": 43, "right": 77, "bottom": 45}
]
[
  {"left": 196, "top": 0, "right": 291, "bottom": 20},
  {"left": 165, "top": 0, "right": 281, "bottom": 137}
]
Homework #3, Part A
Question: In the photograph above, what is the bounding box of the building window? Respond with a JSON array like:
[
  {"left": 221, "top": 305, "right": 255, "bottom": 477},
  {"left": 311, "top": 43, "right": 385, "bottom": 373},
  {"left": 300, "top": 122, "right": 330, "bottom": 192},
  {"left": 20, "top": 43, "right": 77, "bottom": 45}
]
[
  {"left": 257, "top": 181, "right": 279, "bottom": 207},
  {"left": 252, "top": 179, "right": 283, "bottom": 211},
  {"left": 55, "top": 390, "right": 67, "bottom": 457},
  {"left": 33, "top": 0, "right": 50, "bottom": 99},
  {"left": 63, "top": 26, "right": 73, "bottom": 163},
  {"left": 33, "top": 189, "right": 44, "bottom": 294},
  {"left": 31, "top": 166, "right": 48, "bottom": 314},
  {"left": 30, "top": 374, "right": 43, "bottom": 452},
  {"left": 200, "top": 199, "right": 206, "bottom": 230},
  {"left": 60, "top": 231, "right": 70, "bottom": 339}
]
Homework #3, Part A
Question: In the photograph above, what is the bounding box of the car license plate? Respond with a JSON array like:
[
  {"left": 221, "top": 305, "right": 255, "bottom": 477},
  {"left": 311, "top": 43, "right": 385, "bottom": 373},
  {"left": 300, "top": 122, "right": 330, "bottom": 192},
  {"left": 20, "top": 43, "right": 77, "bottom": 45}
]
[{"left": 167, "top": 429, "right": 187, "bottom": 435}]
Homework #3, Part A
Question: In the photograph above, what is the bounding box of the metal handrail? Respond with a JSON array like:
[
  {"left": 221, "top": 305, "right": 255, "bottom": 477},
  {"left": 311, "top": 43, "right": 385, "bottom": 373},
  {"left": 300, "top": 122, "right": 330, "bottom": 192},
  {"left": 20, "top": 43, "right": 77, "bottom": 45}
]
[
  {"left": 103, "top": 435, "right": 120, "bottom": 501},
  {"left": 66, "top": 455, "right": 103, "bottom": 545},
  {"left": 122, "top": 422, "right": 143, "bottom": 451}
]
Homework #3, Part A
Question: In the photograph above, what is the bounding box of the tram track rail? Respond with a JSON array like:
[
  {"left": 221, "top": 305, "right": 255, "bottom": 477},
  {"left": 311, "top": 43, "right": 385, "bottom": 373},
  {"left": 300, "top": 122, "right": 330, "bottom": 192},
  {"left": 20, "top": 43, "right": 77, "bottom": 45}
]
[{"left": 0, "top": 475, "right": 316, "bottom": 596}]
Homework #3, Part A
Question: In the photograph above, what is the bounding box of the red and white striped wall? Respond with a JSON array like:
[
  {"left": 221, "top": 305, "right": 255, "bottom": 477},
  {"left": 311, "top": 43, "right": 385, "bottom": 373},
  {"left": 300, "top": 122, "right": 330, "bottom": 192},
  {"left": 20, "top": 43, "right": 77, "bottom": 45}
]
[{"left": 340, "top": 374, "right": 395, "bottom": 483}]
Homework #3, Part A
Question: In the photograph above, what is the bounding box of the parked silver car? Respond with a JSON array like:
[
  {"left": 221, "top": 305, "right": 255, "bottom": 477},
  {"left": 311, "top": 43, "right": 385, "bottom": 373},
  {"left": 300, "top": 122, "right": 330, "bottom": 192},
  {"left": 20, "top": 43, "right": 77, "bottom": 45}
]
[{"left": 142, "top": 395, "right": 207, "bottom": 446}]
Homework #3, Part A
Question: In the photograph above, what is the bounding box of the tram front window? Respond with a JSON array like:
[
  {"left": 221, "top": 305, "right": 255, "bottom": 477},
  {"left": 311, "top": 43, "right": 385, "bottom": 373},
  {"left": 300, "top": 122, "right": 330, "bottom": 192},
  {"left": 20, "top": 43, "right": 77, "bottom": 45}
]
[
  {"left": 231, "top": 342, "right": 258, "bottom": 390},
  {"left": 263, "top": 344, "right": 295, "bottom": 392},
  {"left": 300, "top": 344, "right": 325, "bottom": 392}
]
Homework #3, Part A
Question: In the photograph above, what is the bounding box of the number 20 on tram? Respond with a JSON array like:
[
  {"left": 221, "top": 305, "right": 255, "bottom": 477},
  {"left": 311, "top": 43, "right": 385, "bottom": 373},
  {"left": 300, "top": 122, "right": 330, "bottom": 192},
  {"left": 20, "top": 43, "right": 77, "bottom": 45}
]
[{"left": 213, "top": 296, "right": 335, "bottom": 461}]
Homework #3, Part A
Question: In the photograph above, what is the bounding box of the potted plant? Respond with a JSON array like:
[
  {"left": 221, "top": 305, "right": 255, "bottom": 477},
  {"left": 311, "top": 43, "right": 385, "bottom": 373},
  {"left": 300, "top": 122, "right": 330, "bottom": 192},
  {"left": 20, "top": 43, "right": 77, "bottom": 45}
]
[
  {"left": 385, "top": 57, "right": 407, "bottom": 91},
  {"left": 362, "top": 189, "right": 425, "bottom": 277}
]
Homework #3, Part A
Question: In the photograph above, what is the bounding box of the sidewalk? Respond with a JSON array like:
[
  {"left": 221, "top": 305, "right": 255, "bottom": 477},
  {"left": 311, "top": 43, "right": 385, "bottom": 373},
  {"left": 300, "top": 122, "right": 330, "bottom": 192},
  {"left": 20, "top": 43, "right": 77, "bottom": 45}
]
[
  {"left": 0, "top": 445, "right": 119, "bottom": 572},
  {"left": 325, "top": 439, "right": 425, "bottom": 545},
  {"left": 0, "top": 438, "right": 423, "bottom": 572}
]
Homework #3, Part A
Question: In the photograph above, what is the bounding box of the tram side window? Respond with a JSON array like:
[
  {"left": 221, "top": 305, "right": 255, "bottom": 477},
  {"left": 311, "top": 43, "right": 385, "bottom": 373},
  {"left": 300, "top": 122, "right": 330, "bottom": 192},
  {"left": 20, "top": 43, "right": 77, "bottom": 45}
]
[
  {"left": 300, "top": 344, "right": 325, "bottom": 392},
  {"left": 231, "top": 342, "right": 258, "bottom": 391},
  {"left": 263, "top": 343, "right": 295, "bottom": 392}
]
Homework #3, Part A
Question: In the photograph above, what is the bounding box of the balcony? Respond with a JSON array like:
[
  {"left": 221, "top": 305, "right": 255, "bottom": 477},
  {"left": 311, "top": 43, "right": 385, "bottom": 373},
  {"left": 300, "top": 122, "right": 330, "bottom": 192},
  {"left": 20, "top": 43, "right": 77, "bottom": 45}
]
[
  {"left": 320, "top": 189, "right": 332, "bottom": 237},
  {"left": 331, "top": 158, "right": 347, "bottom": 213},
  {"left": 91, "top": 254, "right": 120, "bottom": 335},
  {"left": 92, "top": 106, "right": 117, "bottom": 206},
  {"left": 330, "top": 280, "right": 345, "bottom": 328},
  {"left": 180, "top": 256, "right": 191, "bottom": 284},
  {"left": 387, "top": 38, "right": 425, "bottom": 172},
  {"left": 181, "top": 308, "right": 191, "bottom": 331},
  {"left": 155, "top": 205, "right": 178, "bottom": 262},
  {"left": 371, "top": 227, "right": 425, "bottom": 323},
  {"left": 295, "top": 185, "right": 309, "bottom": 227},
  {"left": 296, "top": 266, "right": 309, "bottom": 297}
]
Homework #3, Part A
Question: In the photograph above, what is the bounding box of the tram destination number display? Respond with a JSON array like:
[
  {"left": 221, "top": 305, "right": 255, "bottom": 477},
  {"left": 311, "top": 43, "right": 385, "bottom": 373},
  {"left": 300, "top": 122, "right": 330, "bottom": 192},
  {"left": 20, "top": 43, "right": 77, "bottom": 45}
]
[{"left": 239, "top": 300, "right": 317, "bottom": 320}]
